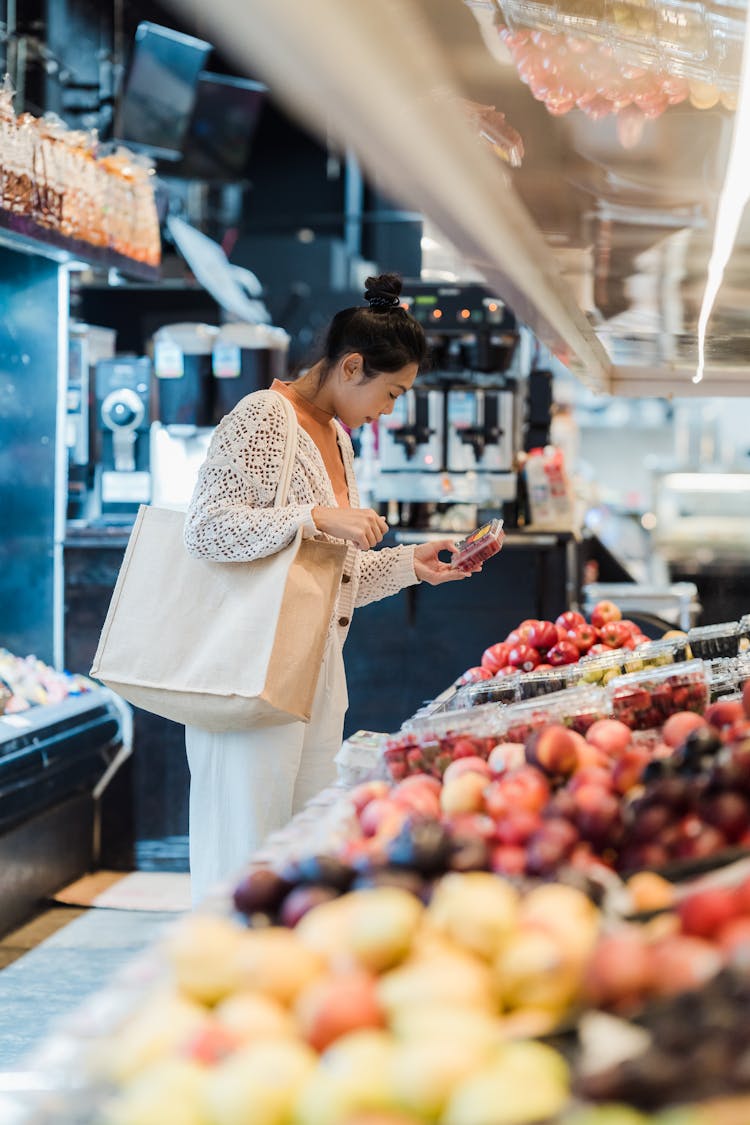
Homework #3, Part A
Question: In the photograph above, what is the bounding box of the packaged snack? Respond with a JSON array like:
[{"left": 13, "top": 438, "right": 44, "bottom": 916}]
[
  {"left": 607, "top": 659, "right": 708, "bottom": 730},
  {"left": 450, "top": 518, "right": 504, "bottom": 572},
  {"left": 687, "top": 621, "right": 742, "bottom": 659}
]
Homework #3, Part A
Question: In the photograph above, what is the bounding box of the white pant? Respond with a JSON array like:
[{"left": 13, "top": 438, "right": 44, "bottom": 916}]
[{"left": 185, "top": 633, "right": 348, "bottom": 906}]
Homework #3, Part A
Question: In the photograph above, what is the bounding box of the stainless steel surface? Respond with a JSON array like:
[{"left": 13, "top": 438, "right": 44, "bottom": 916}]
[
  {"left": 175, "top": 0, "right": 750, "bottom": 398},
  {"left": 379, "top": 388, "right": 445, "bottom": 472},
  {"left": 446, "top": 387, "right": 515, "bottom": 471},
  {"left": 374, "top": 469, "right": 517, "bottom": 503}
]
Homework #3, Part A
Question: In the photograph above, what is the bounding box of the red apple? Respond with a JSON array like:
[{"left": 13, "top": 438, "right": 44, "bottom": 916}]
[
  {"left": 526, "top": 620, "right": 559, "bottom": 652},
  {"left": 556, "top": 610, "right": 586, "bottom": 630},
  {"left": 545, "top": 641, "right": 580, "bottom": 667},
  {"left": 443, "top": 812, "right": 496, "bottom": 841},
  {"left": 457, "top": 666, "right": 493, "bottom": 685},
  {"left": 566, "top": 623, "right": 599, "bottom": 653},
  {"left": 394, "top": 774, "right": 442, "bottom": 796},
  {"left": 487, "top": 742, "right": 526, "bottom": 776},
  {"left": 481, "top": 642, "right": 512, "bottom": 674},
  {"left": 587, "top": 643, "right": 611, "bottom": 657},
  {"left": 506, "top": 622, "right": 538, "bottom": 647},
  {"left": 507, "top": 644, "right": 541, "bottom": 672},
  {"left": 598, "top": 621, "right": 633, "bottom": 649},
  {"left": 678, "top": 887, "right": 740, "bottom": 940},
  {"left": 590, "top": 600, "right": 623, "bottom": 628}
]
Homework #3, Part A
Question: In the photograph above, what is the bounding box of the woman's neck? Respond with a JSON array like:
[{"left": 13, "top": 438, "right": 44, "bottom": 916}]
[{"left": 292, "top": 362, "right": 337, "bottom": 416}]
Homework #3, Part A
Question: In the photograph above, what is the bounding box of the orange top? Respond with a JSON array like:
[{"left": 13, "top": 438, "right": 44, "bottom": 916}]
[{"left": 272, "top": 379, "right": 350, "bottom": 509}]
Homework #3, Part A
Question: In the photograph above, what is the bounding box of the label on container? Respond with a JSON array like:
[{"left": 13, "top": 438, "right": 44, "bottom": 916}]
[
  {"left": 154, "top": 342, "right": 184, "bottom": 380},
  {"left": 212, "top": 344, "right": 242, "bottom": 378}
]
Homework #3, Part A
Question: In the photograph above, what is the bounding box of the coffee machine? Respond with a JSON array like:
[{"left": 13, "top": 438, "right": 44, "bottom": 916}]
[
  {"left": 66, "top": 323, "right": 116, "bottom": 521},
  {"left": 94, "top": 355, "right": 152, "bottom": 521}
]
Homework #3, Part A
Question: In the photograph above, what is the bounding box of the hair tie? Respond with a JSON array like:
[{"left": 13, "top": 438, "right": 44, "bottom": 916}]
[{"left": 367, "top": 294, "right": 401, "bottom": 309}]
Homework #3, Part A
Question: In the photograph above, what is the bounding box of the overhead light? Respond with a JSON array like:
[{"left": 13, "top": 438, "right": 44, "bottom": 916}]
[{"left": 694, "top": 8, "right": 750, "bottom": 384}]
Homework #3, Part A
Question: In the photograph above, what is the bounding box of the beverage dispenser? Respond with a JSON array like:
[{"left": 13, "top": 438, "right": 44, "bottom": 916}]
[
  {"left": 379, "top": 387, "right": 444, "bottom": 472},
  {"left": 151, "top": 322, "right": 218, "bottom": 428},
  {"left": 446, "top": 386, "right": 515, "bottom": 472},
  {"left": 94, "top": 355, "right": 152, "bottom": 520}
]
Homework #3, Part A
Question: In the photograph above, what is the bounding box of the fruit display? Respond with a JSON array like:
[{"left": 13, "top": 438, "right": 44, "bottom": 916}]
[
  {"left": 608, "top": 661, "right": 708, "bottom": 730},
  {"left": 0, "top": 647, "right": 94, "bottom": 714},
  {"left": 95, "top": 877, "right": 580, "bottom": 1125}
]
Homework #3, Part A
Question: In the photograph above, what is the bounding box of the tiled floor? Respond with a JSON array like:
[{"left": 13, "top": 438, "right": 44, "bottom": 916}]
[{"left": 0, "top": 885, "right": 187, "bottom": 1069}]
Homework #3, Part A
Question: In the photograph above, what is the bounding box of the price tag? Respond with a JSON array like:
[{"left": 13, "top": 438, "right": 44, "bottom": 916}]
[
  {"left": 212, "top": 344, "right": 242, "bottom": 378},
  {"left": 154, "top": 342, "right": 184, "bottom": 379}
]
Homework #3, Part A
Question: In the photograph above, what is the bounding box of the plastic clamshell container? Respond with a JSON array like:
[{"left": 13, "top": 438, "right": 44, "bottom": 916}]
[
  {"left": 735, "top": 655, "right": 750, "bottom": 686},
  {"left": 620, "top": 636, "right": 691, "bottom": 670},
  {"left": 607, "top": 658, "right": 709, "bottom": 730},
  {"left": 706, "top": 658, "right": 739, "bottom": 702},
  {"left": 499, "top": 684, "right": 608, "bottom": 742},
  {"left": 687, "top": 621, "right": 742, "bottom": 659},
  {"left": 401, "top": 698, "right": 508, "bottom": 739},
  {"left": 452, "top": 675, "right": 521, "bottom": 710},
  {"left": 578, "top": 649, "right": 633, "bottom": 684},
  {"left": 738, "top": 615, "right": 750, "bottom": 651},
  {"left": 517, "top": 664, "right": 583, "bottom": 700},
  {"left": 450, "top": 518, "right": 505, "bottom": 571}
]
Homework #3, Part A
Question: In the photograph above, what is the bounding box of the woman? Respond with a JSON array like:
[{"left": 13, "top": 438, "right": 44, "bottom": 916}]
[{"left": 183, "top": 273, "right": 482, "bottom": 903}]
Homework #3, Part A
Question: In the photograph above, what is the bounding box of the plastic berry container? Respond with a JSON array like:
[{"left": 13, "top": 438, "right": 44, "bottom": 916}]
[
  {"left": 538, "top": 684, "right": 610, "bottom": 734},
  {"left": 453, "top": 675, "right": 521, "bottom": 710},
  {"left": 739, "top": 615, "right": 750, "bottom": 652},
  {"left": 401, "top": 698, "right": 507, "bottom": 740},
  {"left": 687, "top": 621, "right": 742, "bottom": 659},
  {"left": 706, "top": 658, "right": 740, "bottom": 702},
  {"left": 607, "top": 659, "right": 709, "bottom": 730},
  {"left": 498, "top": 696, "right": 556, "bottom": 745},
  {"left": 450, "top": 518, "right": 505, "bottom": 572},
  {"left": 517, "top": 664, "right": 583, "bottom": 700}
]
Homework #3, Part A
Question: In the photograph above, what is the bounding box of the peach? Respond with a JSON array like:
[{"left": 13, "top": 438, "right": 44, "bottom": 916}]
[
  {"left": 650, "top": 935, "right": 722, "bottom": 997},
  {"left": 440, "top": 772, "right": 488, "bottom": 816},
  {"left": 525, "top": 724, "right": 579, "bottom": 777},
  {"left": 626, "top": 872, "right": 675, "bottom": 915},
  {"left": 295, "top": 971, "right": 385, "bottom": 1051},
  {"left": 583, "top": 929, "right": 653, "bottom": 1007},
  {"left": 360, "top": 799, "right": 408, "bottom": 839},
  {"left": 585, "top": 719, "right": 632, "bottom": 758},
  {"left": 611, "top": 746, "right": 650, "bottom": 795},
  {"left": 390, "top": 785, "right": 441, "bottom": 820},
  {"left": 393, "top": 774, "right": 442, "bottom": 796},
  {"left": 487, "top": 742, "right": 526, "bottom": 776},
  {"left": 662, "top": 711, "right": 708, "bottom": 749},
  {"left": 349, "top": 781, "right": 392, "bottom": 817},
  {"left": 704, "top": 699, "right": 745, "bottom": 729},
  {"left": 443, "top": 757, "right": 492, "bottom": 784}
]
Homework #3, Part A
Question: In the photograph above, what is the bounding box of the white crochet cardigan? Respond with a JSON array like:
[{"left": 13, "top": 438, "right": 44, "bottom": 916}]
[{"left": 184, "top": 389, "right": 420, "bottom": 640}]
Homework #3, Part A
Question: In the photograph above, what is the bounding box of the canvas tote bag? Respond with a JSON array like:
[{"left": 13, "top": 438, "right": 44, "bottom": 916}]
[{"left": 91, "top": 393, "right": 347, "bottom": 731}]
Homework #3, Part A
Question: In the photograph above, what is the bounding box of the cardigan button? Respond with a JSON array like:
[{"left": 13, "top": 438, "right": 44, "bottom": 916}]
[
  {"left": 341, "top": 574, "right": 351, "bottom": 584},
  {"left": 338, "top": 616, "right": 350, "bottom": 627}
]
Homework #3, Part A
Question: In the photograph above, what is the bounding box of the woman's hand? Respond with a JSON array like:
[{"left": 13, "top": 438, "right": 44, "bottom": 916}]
[
  {"left": 312, "top": 506, "right": 389, "bottom": 549},
  {"left": 413, "top": 539, "right": 483, "bottom": 585}
]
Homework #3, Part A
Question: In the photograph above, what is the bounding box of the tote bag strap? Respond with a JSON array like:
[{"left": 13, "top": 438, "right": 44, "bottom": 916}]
[{"left": 271, "top": 390, "right": 300, "bottom": 508}]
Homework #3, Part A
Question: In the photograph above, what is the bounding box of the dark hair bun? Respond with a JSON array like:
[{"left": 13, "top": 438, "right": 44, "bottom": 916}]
[{"left": 364, "top": 273, "right": 403, "bottom": 309}]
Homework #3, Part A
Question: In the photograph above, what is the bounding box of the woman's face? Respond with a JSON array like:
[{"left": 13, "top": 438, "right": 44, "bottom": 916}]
[{"left": 334, "top": 356, "right": 419, "bottom": 430}]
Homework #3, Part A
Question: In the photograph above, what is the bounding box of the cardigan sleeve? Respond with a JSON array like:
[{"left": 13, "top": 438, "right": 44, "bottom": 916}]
[
  {"left": 184, "top": 392, "right": 317, "bottom": 562},
  {"left": 353, "top": 543, "right": 421, "bottom": 607}
]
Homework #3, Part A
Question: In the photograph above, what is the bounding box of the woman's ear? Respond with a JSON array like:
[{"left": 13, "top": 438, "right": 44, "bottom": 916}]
[{"left": 341, "top": 352, "right": 364, "bottom": 382}]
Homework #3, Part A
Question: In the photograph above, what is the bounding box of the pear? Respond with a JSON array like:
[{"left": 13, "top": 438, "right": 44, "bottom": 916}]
[
  {"left": 213, "top": 991, "right": 296, "bottom": 1043},
  {"left": 495, "top": 925, "right": 582, "bottom": 1013},
  {"left": 205, "top": 1040, "right": 316, "bottom": 1125},
  {"left": 234, "top": 926, "right": 325, "bottom": 1005},
  {"left": 95, "top": 992, "right": 210, "bottom": 1083},
  {"left": 428, "top": 873, "right": 520, "bottom": 961},
  {"left": 390, "top": 1036, "right": 492, "bottom": 1119},
  {"left": 442, "top": 1041, "right": 570, "bottom": 1125},
  {"left": 378, "top": 949, "right": 498, "bottom": 1017},
  {"left": 103, "top": 1059, "right": 208, "bottom": 1125},
  {"left": 163, "top": 915, "right": 248, "bottom": 1005}
]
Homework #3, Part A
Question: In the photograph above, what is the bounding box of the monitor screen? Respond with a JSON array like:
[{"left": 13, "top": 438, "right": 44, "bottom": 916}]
[
  {"left": 118, "top": 22, "right": 212, "bottom": 162},
  {"left": 170, "top": 72, "right": 267, "bottom": 181}
]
